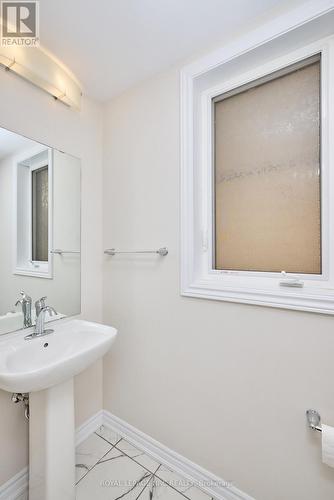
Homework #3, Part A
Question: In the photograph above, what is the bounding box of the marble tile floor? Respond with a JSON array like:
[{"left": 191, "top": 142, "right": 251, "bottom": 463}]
[{"left": 76, "top": 426, "right": 215, "bottom": 500}]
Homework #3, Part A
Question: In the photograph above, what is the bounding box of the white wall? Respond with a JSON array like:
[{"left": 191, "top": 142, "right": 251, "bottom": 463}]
[
  {"left": 0, "top": 70, "right": 103, "bottom": 485},
  {"left": 102, "top": 67, "right": 334, "bottom": 500},
  {"left": 0, "top": 157, "right": 12, "bottom": 314}
]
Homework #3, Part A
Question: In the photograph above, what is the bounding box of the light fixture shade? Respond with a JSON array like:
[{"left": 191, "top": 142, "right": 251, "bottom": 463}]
[{"left": 0, "top": 45, "right": 82, "bottom": 110}]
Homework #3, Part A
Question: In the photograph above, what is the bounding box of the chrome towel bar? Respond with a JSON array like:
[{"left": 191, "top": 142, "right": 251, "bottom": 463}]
[
  {"left": 51, "top": 249, "right": 80, "bottom": 255},
  {"left": 104, "top": 247, "right": 168, "bottom": 257},
  {"left": 306, "top": 409, "right": 322, "bottom": 432}
]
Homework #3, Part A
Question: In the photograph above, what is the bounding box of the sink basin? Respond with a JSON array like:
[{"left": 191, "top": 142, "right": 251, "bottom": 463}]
[
  {"left": 0, "top": 317, "right": 117, "bottom": 500},
  {"left": 0, "top": 318, "right": 117, "bottom": 393},
  {"left": 0, "top": 311, "right": 23, "bottom": 335}
]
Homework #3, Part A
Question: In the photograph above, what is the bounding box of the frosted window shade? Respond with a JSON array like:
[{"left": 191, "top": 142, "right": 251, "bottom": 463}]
[
  {"left": 32, "top": 166, "right": 48, "bottom": 262},
  {"left": 214, "top": 58, "right": 321, "bottom": 274}
]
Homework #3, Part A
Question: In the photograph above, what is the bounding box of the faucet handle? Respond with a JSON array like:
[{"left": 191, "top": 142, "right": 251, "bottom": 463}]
[
  {"left": 16, "top": 291, "right": 31, "bottom": 306},
  {"left": 35, "top": 296, "right": 47, "bottom": 306},
  {"left": 19, "top": 291, "right": 32, "bottom": 302},
  {"left": 15, "top": 291, "right": 32, "bottom": 328},
  {"left": 35, "top": 296, "right": 47, "bottom": 316}
]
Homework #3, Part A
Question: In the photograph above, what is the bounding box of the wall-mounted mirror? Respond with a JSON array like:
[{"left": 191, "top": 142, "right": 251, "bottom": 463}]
[{"left": 0, "top": 126, "right": 81, "bottom": 335}]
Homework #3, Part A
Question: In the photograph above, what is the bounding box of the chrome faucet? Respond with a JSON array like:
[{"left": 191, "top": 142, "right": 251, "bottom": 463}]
[
  {"left": 35, "top": 296, "right": 47, "bottom": 317},
  {"left": 15, "top": 291, "right": 32, "bottom": 328},
  {"left": 35, "top": 306, "right": 57, "bottom": 335},
  {"left": 25, "top": 302, "right": 57, "bottom": 340}
]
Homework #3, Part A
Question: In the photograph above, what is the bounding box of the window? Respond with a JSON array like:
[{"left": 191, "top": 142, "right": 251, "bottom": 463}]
[
  {"left": 14, "top": 148, "right": 53, "bottom": 278},
  {"left": 181, "top": 37, "right": 334, "bottom": 314},
  {"left": 32, "top": 165, "right": 49, "bottom": 262},
  {"left": 213, "top": 56, "right": 321, "bottom": 275}
]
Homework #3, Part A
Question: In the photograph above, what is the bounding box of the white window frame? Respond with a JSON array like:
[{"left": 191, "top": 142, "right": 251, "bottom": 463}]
[
  {"left": 180, "top": 35, "right": 334, "bottom": 314},
  {"left": 13, "top": 146, "right": 54, "bottom": 279}
]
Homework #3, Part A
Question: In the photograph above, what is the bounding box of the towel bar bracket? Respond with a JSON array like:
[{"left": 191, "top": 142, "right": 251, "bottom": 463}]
[{"left": 306, "top": 409, "right": 322, "bottom": 432}]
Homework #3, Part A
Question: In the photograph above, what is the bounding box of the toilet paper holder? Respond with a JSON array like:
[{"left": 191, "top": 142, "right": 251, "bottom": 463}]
[{"left": 306, "top": 409, "right": 322, "bottom": 432}]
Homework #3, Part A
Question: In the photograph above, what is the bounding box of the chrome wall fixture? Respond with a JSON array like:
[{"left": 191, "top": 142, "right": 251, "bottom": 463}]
[
  {"left": 11, "top": 393, "right": 29, "bottom": 420},
  {"left": 104, "top": 247, "right": 168, "bottom": 257},
  {"left": 0, "top": 49, "right": 82, "bottom": 109},
  {"left": 51, "top": 249, "right": 80, "bottom": 255},
  {"left": 306, "top": 409, "right": 322, "bottom": 432}
]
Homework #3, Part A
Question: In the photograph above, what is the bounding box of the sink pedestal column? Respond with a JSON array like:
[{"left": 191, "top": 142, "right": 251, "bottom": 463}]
[{"left": 29, "top": 378, "right": 75, "bottom": 500}]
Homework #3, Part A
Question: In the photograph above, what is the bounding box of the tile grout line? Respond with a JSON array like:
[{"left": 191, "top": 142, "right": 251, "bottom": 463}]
[
  {"left": 94, "top": 431, "right": 121, "bottom": 448},
  {"left": 113, "top": 441, "right": 162, "bottom": 476},
  {"left": 135, "top": 474, "right": 154, "bottom": 500},
  {"left": 153, "top": 475, "right": 203, "bottom": 500},
  {"left": 136, "top": 466, "right": 162, "bottom": 500},
  {"left": 136, "top": 464, "right": 204, "bottom": 500},
  {"left": 76, "top": 434, "right": 214, "bottom": 500},
  {"left": 75, "top": 436, "right": 122, "bottom": 486},
  {"left": 113, "top": 471, "right": 152, "bottom": 500},
  {"left": 114, "top": 441, "right": 210, "bottom": 500},
  {"left": 76, "top": 435, "right": 161, "bottom": 492}
]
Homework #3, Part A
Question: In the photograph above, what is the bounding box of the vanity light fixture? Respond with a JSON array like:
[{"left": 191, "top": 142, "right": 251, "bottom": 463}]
[{"left": 0, "top": 47, "right": 82, "bottom": 110}]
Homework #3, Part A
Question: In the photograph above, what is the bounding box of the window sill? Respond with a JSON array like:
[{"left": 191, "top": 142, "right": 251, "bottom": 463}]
[
  {"left": 181, "top": 276, "right": 334, "bottom": 314},
  {"left": 14, "top": 265, "right": 52, "bottom": 279}
]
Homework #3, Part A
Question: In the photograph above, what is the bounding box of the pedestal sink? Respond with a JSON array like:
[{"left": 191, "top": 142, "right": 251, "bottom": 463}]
[{"left": 0, "top": 318, "right": 117, "bottom": 500}]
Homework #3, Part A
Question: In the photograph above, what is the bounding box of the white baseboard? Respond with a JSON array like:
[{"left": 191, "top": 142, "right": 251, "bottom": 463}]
[
  {"left": 0, "top": 467, "right": 28, "bottom": 500},
  {"left": 76, "top": 409, "right": 104, "bottom": 446},
  {"left": 0, "top": 410, "right": 254, "bottom": 500},
  {"left": 0, "top": 410, "right": 104, "bottom": 500},
  {"left": 103, "top": 410, "right": 254, "bottom": 500}
]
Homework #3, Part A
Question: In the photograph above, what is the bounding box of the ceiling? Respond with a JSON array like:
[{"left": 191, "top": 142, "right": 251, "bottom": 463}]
[
  {"left": 39, "top": 0, "right": 306, "bottom": 102},
  {"left": 0, "top": 128, "right": 37, "bottom": 161}
]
